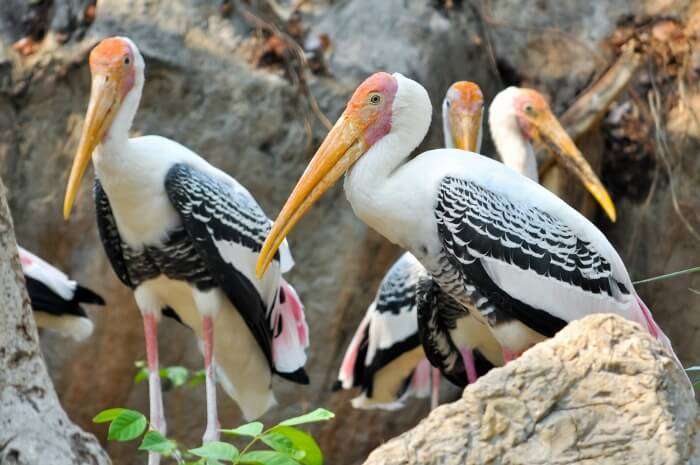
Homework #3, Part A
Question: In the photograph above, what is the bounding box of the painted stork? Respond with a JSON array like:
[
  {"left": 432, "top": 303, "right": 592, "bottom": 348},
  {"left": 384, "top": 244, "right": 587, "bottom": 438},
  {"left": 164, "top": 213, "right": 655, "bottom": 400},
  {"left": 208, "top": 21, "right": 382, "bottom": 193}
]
[
  {"left": 335, "top": 81, "right": 499, "bottom": 409},
  {"left": 62, "top": 37, "right": 310, "bottom": 459},
  {"left": 19, "top": 246, "right": 105, "bottom": 341},
  {"left": 257, "top": 72, "right": 684, "bottom": 385}
]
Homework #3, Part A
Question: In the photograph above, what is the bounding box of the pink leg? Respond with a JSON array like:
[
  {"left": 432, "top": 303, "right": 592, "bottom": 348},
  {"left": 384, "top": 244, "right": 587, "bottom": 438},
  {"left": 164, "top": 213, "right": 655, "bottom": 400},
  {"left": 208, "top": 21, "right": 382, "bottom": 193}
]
[
  {"left": 430, "top": 368, "right": 441, "bottom": 410},
  {"left": 460, "top": 348, "right": 478, "bottom": 384},
  {"left": 202, "top": 316, "right": 220, "bottom": 443},
  {"left": 144, "top": 314, "right": 165, "bottom": 465}
]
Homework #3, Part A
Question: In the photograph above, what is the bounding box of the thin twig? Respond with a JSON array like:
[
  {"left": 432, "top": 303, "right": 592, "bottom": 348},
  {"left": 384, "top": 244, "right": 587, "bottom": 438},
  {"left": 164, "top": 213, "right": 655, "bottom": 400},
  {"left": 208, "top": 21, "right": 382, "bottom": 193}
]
[
  {"left": 633, "top": 266, "right": 700, "bottom": 285},
  {"left": 647, "top": 65, "right": 700, "bottom": 242},
  {"left": 238, "top": 1, "right": 332, "bottom": 130}
]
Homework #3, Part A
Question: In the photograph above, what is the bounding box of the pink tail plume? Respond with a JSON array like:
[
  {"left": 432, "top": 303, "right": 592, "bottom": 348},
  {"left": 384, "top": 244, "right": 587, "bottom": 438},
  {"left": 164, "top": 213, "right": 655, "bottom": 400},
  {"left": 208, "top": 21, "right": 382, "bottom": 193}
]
[
  {"left": 271, "top": 279, "right": 309, "bottom": 374},
  {"left": 338, "top": 311, "right": 371, "bottom": 388},
  {"left": 635, "top": 294, "right": 693, "bottom": 394}
]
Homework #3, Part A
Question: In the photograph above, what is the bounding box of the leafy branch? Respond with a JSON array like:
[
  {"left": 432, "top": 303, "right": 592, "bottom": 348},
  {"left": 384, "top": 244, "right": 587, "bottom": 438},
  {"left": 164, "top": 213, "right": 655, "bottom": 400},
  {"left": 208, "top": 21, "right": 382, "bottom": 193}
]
[{"left": 93, "top": 407, "right": 334, "bottom": 465}]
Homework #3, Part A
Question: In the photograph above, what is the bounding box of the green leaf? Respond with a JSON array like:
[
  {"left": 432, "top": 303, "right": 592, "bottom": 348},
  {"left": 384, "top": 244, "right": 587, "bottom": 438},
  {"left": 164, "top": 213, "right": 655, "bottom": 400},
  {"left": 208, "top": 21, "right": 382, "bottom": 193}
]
[
  {"left": 93, "top": 408, "right": 127, "bottom": 424},
  {"left": 221, "top": 421, "right": 264, "bottom": 437},
  {"left": 261, "top": 432, "right": 299, "bottom": 457},
  {"left": 189, "top": 370, "right": 206, "bottom": 387},
  {"left": 138, "top": 431, "right": 177, "bottom": 454},
  {"left": 279, "top": 409, "right": 334, "bottom": 427},
  {"left": 165, "top": 366, "right": 190, "bottom": 387},
  {"left": 108, "top": 410, "right": 148, "bottom": 441},
  {"left": 269, "top": 426, "right": 322, "bottom": 465},
  {"left": 239, "top": 451, "right": 301, "bottom": 465},
  {"left": 134, "top": 367, "right": 149, "bottom": 384},
  {"left": 189, "top": 441, "right": 239, "bottom": 462}
]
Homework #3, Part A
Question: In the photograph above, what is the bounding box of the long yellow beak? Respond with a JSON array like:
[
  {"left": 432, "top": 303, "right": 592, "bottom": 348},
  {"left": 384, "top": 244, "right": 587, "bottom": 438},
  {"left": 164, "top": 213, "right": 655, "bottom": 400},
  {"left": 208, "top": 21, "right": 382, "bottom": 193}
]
[
  {"left": 256, "top": 115, "right": 367, "bottom": 278},
  {"left": 449, "top": 108, "right": 482, "bottom": 152},
  {"left": 63, "top": 73, "right": 121, "bottom": 219},
  {"left": 536, "top": 113, "right": 617, "bottom": 222}
]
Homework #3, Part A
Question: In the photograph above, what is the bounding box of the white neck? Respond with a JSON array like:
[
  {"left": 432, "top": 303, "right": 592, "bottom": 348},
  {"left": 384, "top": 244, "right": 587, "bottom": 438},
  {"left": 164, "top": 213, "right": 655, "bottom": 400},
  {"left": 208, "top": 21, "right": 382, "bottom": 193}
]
[
  {"left": 343, "top": 74, "right": 432, "bottom": 230},
  {"left": 489, "top": 87, "right": 538, "bottom": 181},
  {"left": 442, "top": 101, "right": 455, "bottom": 149},
  {"left": 96, "top": 38, "right": 145, "bottom": 164}
]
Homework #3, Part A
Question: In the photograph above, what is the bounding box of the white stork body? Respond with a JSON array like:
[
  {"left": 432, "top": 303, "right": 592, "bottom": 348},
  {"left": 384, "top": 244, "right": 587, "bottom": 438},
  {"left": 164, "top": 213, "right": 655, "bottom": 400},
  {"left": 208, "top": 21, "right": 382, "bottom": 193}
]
[
  {"left": 96, "top": 136, "right": 293, "bottom": 418},
  {"left": 64, "top": 37, "right": 309, "bottom": 462},
  {"left": 259, "top": 72, "right": 682, "bottom": 385},
  {"left": 350, "top": 144, "right": 660, "bottom": 354},
  {"left": 19, "top": 246, "right": 105, "bottom": 341},
  {"left": 336, "top": 82, "right": 502, "bottom": 405}
]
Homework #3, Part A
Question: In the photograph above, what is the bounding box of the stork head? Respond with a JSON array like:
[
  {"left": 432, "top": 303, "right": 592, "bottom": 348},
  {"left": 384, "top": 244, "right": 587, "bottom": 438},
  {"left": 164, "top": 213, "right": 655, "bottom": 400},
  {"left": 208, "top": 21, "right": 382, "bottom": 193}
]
[
  {"left": 443, "top": 81, "right": 484, "bottom": 152},
  {"left": 491, "top": 87, "right": 616, "bottom": 222},
  {"left": 256, "top": 72, "right": 430, "bottom": 277},
  {"left": 63, "top": 36, "right": 143, "bottom": 219}
]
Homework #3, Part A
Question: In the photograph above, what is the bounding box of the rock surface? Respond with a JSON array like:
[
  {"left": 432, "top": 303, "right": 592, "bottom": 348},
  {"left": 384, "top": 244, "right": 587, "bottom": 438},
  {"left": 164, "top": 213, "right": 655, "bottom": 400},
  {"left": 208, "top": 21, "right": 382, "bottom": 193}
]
[
  {"left": 0, "top": 1, "right": 698, "bottom": 464},
  {"left": 363, "top": 314, "right": 699, "bottom": 465},
  {"left": 0, "top": 177, "right": 109, "bottom": 465}
]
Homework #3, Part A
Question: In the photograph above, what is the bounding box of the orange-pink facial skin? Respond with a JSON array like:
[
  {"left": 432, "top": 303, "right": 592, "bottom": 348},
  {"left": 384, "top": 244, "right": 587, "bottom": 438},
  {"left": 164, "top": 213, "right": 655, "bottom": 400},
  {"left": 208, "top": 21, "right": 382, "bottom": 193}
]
[
  {"left": 513, "top": 89, "right": 550, "bottom": 141},
  {"left": 89, "top": 37, "right": 136, "bottom": 102},
  {"left": 345, "top": 72, "right": 398, "bottom": 148},
  {"left": 447, "top": 81, "right": 484, "bottom": 114}
]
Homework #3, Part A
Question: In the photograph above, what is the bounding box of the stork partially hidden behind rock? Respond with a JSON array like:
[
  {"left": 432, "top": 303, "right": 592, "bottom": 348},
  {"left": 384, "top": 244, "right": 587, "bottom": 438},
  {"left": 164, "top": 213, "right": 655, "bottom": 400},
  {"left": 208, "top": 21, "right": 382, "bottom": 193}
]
[
  {"left": 19, "top": 246, "right": 105, "bottom": 341},
  {"left": 257, "top": 72, "right": 687, "bottom": 390},
  {"left": 63, "top": 37, "right": 309, "bottom": 464},
  {"left": 334, "top": 82, "right": 499, "bottom": 409}
]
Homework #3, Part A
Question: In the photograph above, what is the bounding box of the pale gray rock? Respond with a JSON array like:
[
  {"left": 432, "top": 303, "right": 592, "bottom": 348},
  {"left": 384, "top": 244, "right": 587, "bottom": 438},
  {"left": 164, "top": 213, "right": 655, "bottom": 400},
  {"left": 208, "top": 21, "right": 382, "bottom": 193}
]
[{"left": 363, "top": 314, "right": 699, "bottom": 465}]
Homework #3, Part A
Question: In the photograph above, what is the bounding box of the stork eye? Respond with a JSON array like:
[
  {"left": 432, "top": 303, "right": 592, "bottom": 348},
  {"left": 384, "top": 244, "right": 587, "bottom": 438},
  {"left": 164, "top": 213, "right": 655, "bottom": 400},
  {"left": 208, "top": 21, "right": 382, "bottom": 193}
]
[
  {"left": 124, "top": 56, "right": 131, "bottom": 65},
  {"left": 369, "top": 93, "right": 382, "bottom": 105}
]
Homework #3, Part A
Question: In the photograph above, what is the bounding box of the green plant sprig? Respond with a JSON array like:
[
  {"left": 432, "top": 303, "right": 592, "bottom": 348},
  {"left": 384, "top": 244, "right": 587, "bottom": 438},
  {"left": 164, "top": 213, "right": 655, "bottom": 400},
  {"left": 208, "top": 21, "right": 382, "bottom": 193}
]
[{"left": 93, "top": 407, "right": 334, "bottom": 465}]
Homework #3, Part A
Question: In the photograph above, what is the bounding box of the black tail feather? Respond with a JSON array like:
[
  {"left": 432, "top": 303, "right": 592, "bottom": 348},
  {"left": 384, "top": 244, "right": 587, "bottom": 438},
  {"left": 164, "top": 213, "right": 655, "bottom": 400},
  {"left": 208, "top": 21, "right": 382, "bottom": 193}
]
[
  {"left": 73, "top": 285, "right": 106, "bottom": 306},
  {"left": 277, "top": 367, "right": 310, "bottom": 385}
]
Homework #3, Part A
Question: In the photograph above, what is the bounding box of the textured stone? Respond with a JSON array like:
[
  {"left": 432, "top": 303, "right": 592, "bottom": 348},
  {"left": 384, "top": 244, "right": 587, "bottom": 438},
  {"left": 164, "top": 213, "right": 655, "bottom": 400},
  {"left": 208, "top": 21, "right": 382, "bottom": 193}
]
[
  {"left": 0, "top": 176, "right": 109, "bottom": 465},
  {"left": 363, "top": 314, "right": 699, "bottom": 465}
]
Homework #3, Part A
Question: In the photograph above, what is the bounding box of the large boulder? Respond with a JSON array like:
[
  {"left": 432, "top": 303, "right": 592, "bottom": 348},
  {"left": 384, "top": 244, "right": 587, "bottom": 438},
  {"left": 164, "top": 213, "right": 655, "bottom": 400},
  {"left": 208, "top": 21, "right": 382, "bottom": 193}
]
[{"left": 363, "top": 314, "right": 699, "bottom": 465}]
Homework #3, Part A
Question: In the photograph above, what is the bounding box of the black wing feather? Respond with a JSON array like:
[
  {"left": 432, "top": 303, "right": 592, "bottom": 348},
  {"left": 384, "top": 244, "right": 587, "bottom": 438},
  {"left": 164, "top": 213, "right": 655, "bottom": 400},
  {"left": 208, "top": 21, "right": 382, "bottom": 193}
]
[
  {"left": 416, "top": 275, "right": 470, "bottom": 387},
  {"left": 434, "top": 177, "right": 628, "bottom": 336},
  {"left": 25, "top": 276, "right": 87, "bottom": 317},
  {"left": 164, "top": 163, "right": 287, "bottom": 379},
  {"left": 94, "top": 179, "right": 133, "bottom": 288}
]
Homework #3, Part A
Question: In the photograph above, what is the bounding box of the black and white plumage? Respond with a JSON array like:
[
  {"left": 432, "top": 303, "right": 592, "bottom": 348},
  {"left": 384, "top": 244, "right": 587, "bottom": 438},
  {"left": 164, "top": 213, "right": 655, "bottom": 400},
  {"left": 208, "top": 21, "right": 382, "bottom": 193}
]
[
  {"left": 63, "top": 37, "right": 309, "bottom": 460},
  {"left": 19, "top": 246, "right": 105, "bottom": 341},
  {"left": 258, "top": 72, "right": 686, "bottom": 392},
  {"left": 335, "top": 81, "right": 502, "bottom": 405},
  {"left": 335, "top": 253, "right": 432, "bottom": 409}
]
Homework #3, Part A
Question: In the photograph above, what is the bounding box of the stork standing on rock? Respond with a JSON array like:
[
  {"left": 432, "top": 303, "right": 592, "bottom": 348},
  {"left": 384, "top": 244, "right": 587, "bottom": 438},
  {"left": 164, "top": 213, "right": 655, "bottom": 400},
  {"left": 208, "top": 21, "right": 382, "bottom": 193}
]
[
  {"left": 257, "top": 72, "right": 684, "bottom": 387},
  {"left": 416, "top": 85, "right": 624, "bottom": 381},
  {"left": 19, "top": 246, "right": 105, "bottom": 341},
  {"left": 63, "top": 37, "right": 309, "bottom": 464},
  {"left": 335, "top": 82, "right": 499, "bottom": 409}
]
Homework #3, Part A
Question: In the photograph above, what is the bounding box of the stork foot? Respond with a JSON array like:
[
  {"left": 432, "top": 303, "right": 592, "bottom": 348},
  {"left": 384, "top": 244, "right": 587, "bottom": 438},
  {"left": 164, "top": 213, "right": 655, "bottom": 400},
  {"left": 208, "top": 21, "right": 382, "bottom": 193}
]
[{"left": 203, "top": 422, "right": 220, "bottom": 443}]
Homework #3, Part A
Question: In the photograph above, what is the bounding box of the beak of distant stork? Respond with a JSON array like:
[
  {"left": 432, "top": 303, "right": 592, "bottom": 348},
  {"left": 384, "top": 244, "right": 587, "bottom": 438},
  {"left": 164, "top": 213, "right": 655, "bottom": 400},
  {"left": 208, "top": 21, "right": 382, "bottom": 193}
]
[
  {"left": 516, "top": 91, "right": 617, "bottom": 222},
  {"left": 256, "top": 72, "right": 398, "bottom": 278},
  {"left": 447, "top": 81, "right": 483, "bottom": 152},
  {"left": 63, "top": 37, "right": 135, "bottom": 220}
]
